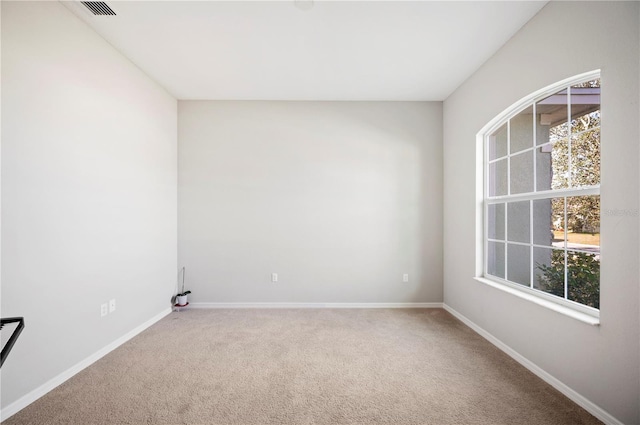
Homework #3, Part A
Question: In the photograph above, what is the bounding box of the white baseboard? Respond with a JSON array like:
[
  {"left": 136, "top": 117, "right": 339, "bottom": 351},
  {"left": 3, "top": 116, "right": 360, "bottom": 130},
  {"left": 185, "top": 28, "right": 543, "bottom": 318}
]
[
  {"left": 190, "top": 302, "right": 443, "bottom": 309},
  {"left": 442, "top": 304, "right": 623, "bottom": 425},
  {"left": 0, "top": 308, "right": 172, "bottom": 422}
]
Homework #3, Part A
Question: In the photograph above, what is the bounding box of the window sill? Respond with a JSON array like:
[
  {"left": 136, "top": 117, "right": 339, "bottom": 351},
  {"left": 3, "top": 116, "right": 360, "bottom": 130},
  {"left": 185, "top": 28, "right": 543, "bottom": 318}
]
[{"left": 473, "top": 277, "right": 600, "bottom": 326}]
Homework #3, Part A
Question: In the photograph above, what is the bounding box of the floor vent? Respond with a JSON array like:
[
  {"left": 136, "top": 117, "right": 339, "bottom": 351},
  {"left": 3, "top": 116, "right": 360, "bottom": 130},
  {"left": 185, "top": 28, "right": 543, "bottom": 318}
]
[{"left": 81, "top": 1, "right": 116, "bottom": 16}]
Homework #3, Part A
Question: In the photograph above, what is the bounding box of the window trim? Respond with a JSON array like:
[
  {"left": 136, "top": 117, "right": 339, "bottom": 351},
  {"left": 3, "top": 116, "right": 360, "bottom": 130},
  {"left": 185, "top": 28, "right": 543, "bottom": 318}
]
[
  {"left": 473, "top": 276, "right": 599, "bottom": 325},
  {"left": 476, "top": 70, "right": 601, "bottom": 322}
]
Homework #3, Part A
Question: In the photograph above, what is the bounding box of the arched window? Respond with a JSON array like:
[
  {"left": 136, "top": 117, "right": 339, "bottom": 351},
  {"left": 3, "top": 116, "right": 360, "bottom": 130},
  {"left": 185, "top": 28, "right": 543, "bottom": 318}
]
[{"left": 482, "top": 71, "right": 600, "bottom": 317}]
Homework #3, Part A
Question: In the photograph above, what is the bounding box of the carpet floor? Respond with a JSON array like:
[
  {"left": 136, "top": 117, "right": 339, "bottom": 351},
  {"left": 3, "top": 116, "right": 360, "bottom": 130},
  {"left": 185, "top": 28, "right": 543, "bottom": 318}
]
[{"left": 3, "top": 308, "right": 601, "bottom": 424}]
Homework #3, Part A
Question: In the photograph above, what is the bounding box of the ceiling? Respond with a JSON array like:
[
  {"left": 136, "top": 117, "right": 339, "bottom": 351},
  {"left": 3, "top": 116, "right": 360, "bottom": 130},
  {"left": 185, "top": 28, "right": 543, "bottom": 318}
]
[{"left": 63, "top": 1, "right": 547, "bottom": 101}]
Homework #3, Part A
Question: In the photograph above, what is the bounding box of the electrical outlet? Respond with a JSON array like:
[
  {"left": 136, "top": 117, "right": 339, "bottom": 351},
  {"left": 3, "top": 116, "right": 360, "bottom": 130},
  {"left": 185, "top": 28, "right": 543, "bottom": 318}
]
[
  {"left": 403, "top": 273, "right": 409, "bottom": 283},
  {"left": 109, "top": 299, "right": 116, "bottom": 313},
  {"left": 101, "top": 303, "right": 108, "bottom": 317},
  {"left": 271, "top": 273, "right": 278, "bottom": 282}
]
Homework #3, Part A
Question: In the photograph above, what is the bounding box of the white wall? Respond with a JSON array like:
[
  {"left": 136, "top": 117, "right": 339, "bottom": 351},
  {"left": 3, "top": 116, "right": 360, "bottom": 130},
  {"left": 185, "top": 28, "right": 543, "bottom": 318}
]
[
  {"left": 443, "top": 2, "right": 639, "bottom": 424},
  {"left": 1, "top": 1, "right": 177, "bottom": 412},
  {"left": 179, "top": 101, "right": 442, "bottom": 304}
]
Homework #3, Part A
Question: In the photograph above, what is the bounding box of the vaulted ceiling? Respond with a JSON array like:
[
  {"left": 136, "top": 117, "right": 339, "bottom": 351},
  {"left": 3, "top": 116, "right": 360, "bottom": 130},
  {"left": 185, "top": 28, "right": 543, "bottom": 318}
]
[{"left": 63, "top": 1, "right": 547, "bottom": 101}]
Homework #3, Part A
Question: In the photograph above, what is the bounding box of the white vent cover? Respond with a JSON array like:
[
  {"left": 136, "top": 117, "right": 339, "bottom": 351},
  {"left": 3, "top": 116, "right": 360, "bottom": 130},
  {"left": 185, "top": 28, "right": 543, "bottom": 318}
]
[{"left": 81, "top": 2, "right": 116, "bottom": 16}]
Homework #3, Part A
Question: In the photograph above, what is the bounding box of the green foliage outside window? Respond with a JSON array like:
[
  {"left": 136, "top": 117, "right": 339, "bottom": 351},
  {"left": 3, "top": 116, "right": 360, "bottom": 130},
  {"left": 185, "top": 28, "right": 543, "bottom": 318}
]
[{"left": 537, "top": 250, "right": 600, "bottom": 309}]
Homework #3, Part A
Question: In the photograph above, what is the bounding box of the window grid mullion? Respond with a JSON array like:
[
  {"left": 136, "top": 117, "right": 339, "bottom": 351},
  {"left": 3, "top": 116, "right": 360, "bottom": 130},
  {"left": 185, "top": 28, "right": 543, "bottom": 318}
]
[
  {"left": 488, "top": 144, "right": 539, "bottom": 165},
  {"left": 487, "top": 187, "right": 600, "bottom": 204},
  {"left": 483, "top": 132, "right": 491, "bottom": 273},
  {"left": 507, "top": 120, "right": 511, "bottom": 196},
  {"left": 533, "top": 102, "right": 538, "bottom": 192},
  {"left": 530, "top": 199, "right": 534, "bottom": 289},
  {"left": 536, "top": 124, "right": 601, "bottom": 153},
  {"left": 564, "top": 196, "right": 568, "bottom": 300},
  {"left": 488, "top": 239, "right": 584, "bottom": 254},
  {"left": 504, "top": 202, "right": 508, "bottom": 279},
  {"left": 567, "top": 85, "right": 572, "bottom": 189},
  {"left": 531, "top": 102, "right": 536, "bottom": 289},
  {"left": 565, "top": 85, "right": 571, "bottom": 300},
  {"left": 572, "top": 125, "right": 601, "bottom": 139},
  {"left": 505, "top": 120, "right": 510, "bottom": 280},
  {"left": 484, "top": 136, "right": 489, "bottom": 279},
  {"left": 487, "top": 186, "right": 599, "bottom": 203}
]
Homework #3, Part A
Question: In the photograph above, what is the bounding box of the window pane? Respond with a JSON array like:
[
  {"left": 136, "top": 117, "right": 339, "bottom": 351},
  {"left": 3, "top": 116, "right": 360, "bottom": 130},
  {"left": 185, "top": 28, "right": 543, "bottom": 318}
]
[
  {"left": 536, "top": 143, "right": 553, "bottom": 191},
  {"left": 566, "top": 195, "right": 600, "bottom": 252},
  {"left": 570, "top": 127, "right": 600, "bottom": 188},
  {"left": 533, "top": 247, "right": 564, "bottom": 297},
  {"left": 510, "top": 150, "right": 534, "bottom": 194},
  {"left": 551, "top": 198, "right": 566, "bottom": 249},
  {"left": 572, "top": 78, "right": 600, "bottom": 89},
  {"left": 507, "top": 243, "right": 530, "bottom": 286},
  {"left": 536, "top": 88, "right": 570, "bottom": 190},
  {"left": 550, "top": 137, "right": 569, "bottom": 190},
  {"left": 532, "top": 198, "right": 561, "bottom": 247},
  {"left": 550, "top": 121, "right": 569, "bottom": 141},
  {"left": 489, "top": 159, "right": 508, "bottom": 197},
  {"left": 536, "top": 89, "right": 569, "bottom": 137},
  {"left": 569, "top": 81, "right": 600, "bottom": 188},
  {"left": 570, "top": 83, "right": 600, "bottom": 130},
  {"left": 567, "top": 250, "right": 600, "bottom": 309},
  {"left": 510, "top": 107, "right": 534, "bottom": 154},
  {"left": 535, "top": 106, "right": 550, "bottom": 146},
  {"left": 489, "top": 124, "right": 508, "bottom": 160},
  {"left": 507, "top": 201, "right": 530, "bottom": 243},
  {"left": 571, "top": 109, "right": 600, "bottom": 132},
  {"left": 487, "top": 241, "right": 505, "bottom": 279},
  {"left": 488, "top": 203, "right": 505, "bottom": 240}
]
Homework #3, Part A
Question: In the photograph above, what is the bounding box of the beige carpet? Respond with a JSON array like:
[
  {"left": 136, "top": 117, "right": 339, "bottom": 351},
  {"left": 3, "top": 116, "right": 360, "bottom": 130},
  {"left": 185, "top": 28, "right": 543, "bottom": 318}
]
[{"left": 3, "top": 309, "right": 601, "bottom": 425}]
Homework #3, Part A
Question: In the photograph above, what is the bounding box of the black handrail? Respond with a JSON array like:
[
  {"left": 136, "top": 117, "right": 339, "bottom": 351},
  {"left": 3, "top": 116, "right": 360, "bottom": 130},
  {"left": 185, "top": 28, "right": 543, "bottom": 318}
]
[{"left": 1, "top": 317, "right": 25, "bottom": 368}]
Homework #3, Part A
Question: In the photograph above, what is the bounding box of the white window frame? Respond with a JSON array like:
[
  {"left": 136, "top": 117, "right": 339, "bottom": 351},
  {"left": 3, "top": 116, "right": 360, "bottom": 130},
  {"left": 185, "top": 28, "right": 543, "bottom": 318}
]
[{"left": 476, "top": 70, "right": 601, "bottom": 324}]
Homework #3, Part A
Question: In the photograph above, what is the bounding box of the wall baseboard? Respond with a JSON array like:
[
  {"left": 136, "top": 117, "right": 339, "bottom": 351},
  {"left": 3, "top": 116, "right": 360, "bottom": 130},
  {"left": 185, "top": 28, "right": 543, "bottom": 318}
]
[
  {"left": 190, "top": 302, "right": 443, "bottom": 309},
  {"left": 0, "top": 308, "right": 172, "bottom": 422},
  {"left": 442, "top": 304, "right": 623, "bottom": 425},
  {"left": 12, "top": 303, "right": 614, "bottom": 423}
]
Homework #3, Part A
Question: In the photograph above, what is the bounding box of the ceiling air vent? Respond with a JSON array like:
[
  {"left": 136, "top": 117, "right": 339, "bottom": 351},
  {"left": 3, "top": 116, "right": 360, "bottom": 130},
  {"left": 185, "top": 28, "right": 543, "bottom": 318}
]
[{"left": 81, "top": 1, "right": 116, "bottom": 16}]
